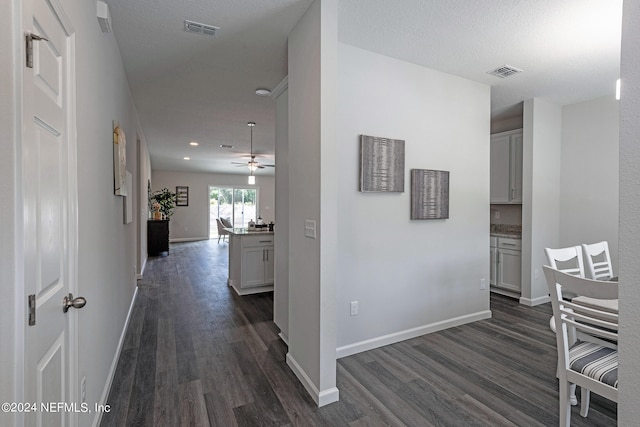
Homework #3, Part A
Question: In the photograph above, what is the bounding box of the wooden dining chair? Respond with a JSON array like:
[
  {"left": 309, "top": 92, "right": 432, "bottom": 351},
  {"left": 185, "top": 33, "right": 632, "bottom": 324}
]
[
  {"left": 543, "top": 266, "right": 618, "bottom": 427},
  {"left": 581, "top": 241, "right": 613, "bottom": 281}
]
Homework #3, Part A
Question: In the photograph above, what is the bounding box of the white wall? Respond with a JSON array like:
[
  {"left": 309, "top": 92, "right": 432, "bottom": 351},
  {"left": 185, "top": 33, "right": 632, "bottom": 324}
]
[
  {"left": 560, "top": 96, "right": 619, "bottom": 272},
  {"left": 70, "top": 2, "right": 146, "bottom": 424},
  {"left": 273, "top": 80, "right": 289, "bottom": 341},
  {"left": 491, "top": 113, "right": 524, "bottom": 134},
  {"left": 151, "top": 170, "right": 275, "bottom": 241},
  {"left": 335, "top": 43, "right": 491, "bottom": 353},
  {"left": 619, "top": 0, "right": 640, "bottom": 422},
  {"left": 287, "top": 0, "right": 339, "bottom": 406},
  {"left": 521, "top": 98, "right": 563, "bottom": 305}
]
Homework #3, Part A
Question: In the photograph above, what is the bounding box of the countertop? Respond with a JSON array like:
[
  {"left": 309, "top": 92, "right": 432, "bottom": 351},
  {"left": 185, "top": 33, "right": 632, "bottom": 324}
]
[
  {"left": 491, "top": 233, "right": 521, "bottom": 239},
  {"left": 225, "top": 227, "right": 274, "bottom": 236},
  {"left": 490, "top": 224, "right": 522, "bottom": 239}
]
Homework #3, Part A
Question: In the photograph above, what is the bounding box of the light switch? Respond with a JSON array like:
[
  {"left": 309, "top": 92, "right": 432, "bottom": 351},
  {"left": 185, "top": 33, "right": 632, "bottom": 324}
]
[{"left": 304, "top": 220, "right": 316, "bottom": 239}]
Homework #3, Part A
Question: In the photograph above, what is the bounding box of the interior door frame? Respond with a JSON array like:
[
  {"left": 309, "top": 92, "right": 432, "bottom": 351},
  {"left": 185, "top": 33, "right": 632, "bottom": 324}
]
[
  {"left": 5, "top": 0, "right": 26, "bottom": 423},
  {"left": 17, "top": 0, "right": 80, "bottom": 424}
]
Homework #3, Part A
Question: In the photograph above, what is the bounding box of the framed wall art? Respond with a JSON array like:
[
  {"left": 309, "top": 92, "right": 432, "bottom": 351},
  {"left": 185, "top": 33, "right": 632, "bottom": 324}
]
[
  {"left": 176, "top": 186, "right": 189, "bottom": 206},
  {"left": 359, "top": 134, "right": 405, "bottom": 192},
  {"left": 410, "top": 169, "right": 449, "bottom": 220},
  {"left": 113, "top": 120, "right": 127, "bottom": 196}
]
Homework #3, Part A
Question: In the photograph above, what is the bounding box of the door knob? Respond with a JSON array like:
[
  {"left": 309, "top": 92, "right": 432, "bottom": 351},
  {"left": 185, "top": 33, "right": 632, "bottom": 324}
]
[{"left": 63, "top": 293, "right": 87, "bottom": 313}]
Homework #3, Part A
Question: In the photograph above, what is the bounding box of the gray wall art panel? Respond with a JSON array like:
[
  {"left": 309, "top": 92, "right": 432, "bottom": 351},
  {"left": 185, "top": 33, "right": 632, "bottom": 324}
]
[
  {"left": 359, "top": 135, "right": 405, "bottom": 192},
  {"left": 411, "top": 169, "right": 450, "bottom": 219}
]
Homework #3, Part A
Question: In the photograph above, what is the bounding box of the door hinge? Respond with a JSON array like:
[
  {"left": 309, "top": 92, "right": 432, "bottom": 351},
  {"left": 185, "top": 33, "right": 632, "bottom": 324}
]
[
  {"left": 26, "top": 33, "right": 48, "bottom": 69},
  {"left": 28, "top": 294, "right": 36, "bottom": 326}
]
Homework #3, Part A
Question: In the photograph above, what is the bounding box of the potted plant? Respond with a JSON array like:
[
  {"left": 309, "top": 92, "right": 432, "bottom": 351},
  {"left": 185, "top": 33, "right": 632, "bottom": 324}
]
[{"left": 150, "top": 187, "right": 176, "bottom": 219}]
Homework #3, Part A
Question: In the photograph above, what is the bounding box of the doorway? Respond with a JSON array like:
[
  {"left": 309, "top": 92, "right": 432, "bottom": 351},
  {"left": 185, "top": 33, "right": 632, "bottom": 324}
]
[{"left": 209, "top": 186, "right": 259, "bottom": 238}]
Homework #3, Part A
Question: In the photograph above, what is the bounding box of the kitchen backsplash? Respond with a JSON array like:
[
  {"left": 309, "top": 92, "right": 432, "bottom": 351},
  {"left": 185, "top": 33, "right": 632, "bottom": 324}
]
[{"left": 490, "top": 204, "right": 522, "bottom": 226}]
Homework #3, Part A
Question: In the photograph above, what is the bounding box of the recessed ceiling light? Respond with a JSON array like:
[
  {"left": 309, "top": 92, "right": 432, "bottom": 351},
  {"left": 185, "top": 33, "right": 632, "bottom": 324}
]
[
  {"left": 189, "top": 141, "right": 198, "bottom": 146},
  {"left": 183, "top": 157, "right": 190, "bottom": 160},
  {"left": 255, "top": 88, "right": 271, "bottom": 96},
  {"left": 219, "top": 144, "right": 234, "bottom": 149}
]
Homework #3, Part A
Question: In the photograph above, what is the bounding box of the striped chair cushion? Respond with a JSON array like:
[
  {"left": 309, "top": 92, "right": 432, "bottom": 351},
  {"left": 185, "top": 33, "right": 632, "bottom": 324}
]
[{"left": 568, "top": 341, "right": 618, "bottom": 388}]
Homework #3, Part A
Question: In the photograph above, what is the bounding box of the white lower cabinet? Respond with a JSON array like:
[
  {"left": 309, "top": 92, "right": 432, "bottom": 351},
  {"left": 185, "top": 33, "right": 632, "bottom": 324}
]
[
  {"left": 241, "top": 245, "right": 274, "bottom": 288},
  {"left": 497, "top": 248, "right": 521, "bottom": 292},
  {"left": 242, "top": 246, "right": 269, "bottom": 287},
  {"left": 228, "top": 232, "right": 274, "bottom": 295},
  {"left": 491, "top": 236, "right": 522, "bottom": 293}
]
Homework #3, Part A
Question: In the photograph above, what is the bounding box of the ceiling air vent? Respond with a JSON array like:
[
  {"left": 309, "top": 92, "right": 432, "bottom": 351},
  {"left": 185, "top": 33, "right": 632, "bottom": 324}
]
[
  {"left": 184, "top": 19, "right": 220, "bottom": 37},
  {"left": 487, "top": 65, "right": 523, "bottom": 79}
]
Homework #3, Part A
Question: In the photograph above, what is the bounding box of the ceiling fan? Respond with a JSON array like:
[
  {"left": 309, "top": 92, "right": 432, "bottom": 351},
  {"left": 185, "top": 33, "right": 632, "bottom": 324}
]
[{"left": 231, "top": 122, "right": 275, "bottom": 171}]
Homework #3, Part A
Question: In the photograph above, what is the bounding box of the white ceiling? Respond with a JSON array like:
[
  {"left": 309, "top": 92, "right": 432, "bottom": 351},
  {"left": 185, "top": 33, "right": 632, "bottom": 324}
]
[{"left": 105, "top": 0, "right": 622, "bottom": 175}]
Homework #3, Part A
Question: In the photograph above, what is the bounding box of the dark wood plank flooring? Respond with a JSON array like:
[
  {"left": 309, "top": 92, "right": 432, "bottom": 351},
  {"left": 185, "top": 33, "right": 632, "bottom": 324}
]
[{"left": 101, "top": 240, "right": 617, "bottom": 426}]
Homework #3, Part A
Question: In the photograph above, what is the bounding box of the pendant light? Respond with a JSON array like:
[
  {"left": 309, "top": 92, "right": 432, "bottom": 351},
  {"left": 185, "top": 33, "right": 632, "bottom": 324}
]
[{"left": 248, "top": 122, "right": 256, "bottom": 185}]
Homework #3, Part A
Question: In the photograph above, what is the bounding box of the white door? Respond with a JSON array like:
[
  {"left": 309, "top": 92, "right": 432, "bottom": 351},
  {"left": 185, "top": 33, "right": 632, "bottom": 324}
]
[
  {"left": 23, "top": 0, "right": 79, "bottom": 425},
  {"left": 509, "top": 133, "right": 523, "bottom": 203},
  {"left": 489, "top": 134, "right": 511, "bottom": 203},
  {"left": 242, "top": 247, "right": 266, "bottom": 287},
  {"left": 498, "top": 249, "right": 522, "bottom": 292},
  {"left": 264, "top": 247, "right": 275, "bottom": 284},
  {"left": 489, "top": 247, "right": 497, "bottom": 286}
]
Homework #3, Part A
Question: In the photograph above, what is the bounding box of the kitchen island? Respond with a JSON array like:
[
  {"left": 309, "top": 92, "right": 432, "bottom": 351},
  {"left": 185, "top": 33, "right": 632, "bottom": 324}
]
[{"left": 226, "top": 228, "right": 274, "bottom": 295}]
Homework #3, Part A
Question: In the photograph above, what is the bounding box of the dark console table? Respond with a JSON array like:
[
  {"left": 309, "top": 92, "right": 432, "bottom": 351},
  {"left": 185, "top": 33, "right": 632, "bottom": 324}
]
[{"left": 147, "top": 219, "right": 169, "bottom": 256}]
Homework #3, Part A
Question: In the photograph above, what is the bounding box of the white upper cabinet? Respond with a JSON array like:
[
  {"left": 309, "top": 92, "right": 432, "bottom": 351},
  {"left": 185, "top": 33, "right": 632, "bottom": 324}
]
[{"left": 490, "top": 129, "right": 523, "bottom": 204}]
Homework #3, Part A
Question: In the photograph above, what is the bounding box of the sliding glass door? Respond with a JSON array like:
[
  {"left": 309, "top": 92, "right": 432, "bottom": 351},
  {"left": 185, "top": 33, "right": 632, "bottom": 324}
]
[{"left": 209, "top": 186, "right": 258, "bottom": 238}]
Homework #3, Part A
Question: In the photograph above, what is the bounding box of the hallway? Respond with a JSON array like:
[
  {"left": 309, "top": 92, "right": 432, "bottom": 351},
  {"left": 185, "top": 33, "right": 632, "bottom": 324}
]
[{"left": 101, "top": 240, "right": 616, "bottom": 426}]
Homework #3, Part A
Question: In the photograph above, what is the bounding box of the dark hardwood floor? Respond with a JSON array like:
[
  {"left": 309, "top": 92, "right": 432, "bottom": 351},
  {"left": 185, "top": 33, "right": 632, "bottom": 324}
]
[{"left": 101, "top": 240, "right": 617, "bottom": 426}]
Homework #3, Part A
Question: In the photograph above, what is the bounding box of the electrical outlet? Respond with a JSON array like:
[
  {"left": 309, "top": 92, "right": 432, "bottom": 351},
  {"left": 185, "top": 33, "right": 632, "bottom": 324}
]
[
  {"left": 81, "top": 376, "right": 86, "bottom": 403},
  {"left": 184, "top": 226, "right": 188, "bottom": 232},
  {"left": 495, "top": 211, "right": 501, "bottom": 219},
  {"left": 350, "top": 301, "right": 358, "bottom": 316},
  {"left": 480, "top": 278, "right": 486, "bottom": 290}
]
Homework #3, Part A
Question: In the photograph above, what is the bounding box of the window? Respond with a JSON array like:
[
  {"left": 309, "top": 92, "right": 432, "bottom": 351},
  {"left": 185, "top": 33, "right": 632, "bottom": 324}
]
[{"left": 209, "top": 186, "right": 258, "bottom": 238}]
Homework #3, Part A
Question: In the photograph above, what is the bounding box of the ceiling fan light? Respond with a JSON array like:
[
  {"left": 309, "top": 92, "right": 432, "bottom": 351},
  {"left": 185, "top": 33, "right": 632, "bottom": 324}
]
[{"left": 248, "top": 175, "right": 255, "bottom": 185}]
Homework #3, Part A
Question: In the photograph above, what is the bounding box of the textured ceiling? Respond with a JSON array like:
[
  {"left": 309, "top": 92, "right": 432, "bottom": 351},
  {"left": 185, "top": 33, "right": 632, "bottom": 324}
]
[
  {"left": 105, "top": 0, "right": 622, "bottom": 175},
  {"left": 106, "top": 0, "right": 313, "bottom": 175},
  {"left": 339, "top": 0, "right": 622, "bottom": 121}
]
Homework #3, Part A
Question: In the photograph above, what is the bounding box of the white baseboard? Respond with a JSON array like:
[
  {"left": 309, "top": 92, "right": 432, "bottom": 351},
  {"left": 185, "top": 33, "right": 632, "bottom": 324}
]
[
  {"left": 489, "top": 287, "right": 520, "bottom": 299},
  {"left": 169, "top": 236, "right": 209, "bottom": 243},
  {"left": 286, "top": 353, "right": 339, "bottom": 407},
  {"left": 336, "top": 310, "right": 492, "bottom": 359},
  {"left": 137, "top": 258, "right": 146, "bottom": 280},
  {"left": 519, "top": 294, "right": 550, "bottom": 306},
  {"left": 278, "top": 332, "right": 289, "bottom": 346},
  {"left": 92, "top": 286, "right": 139, "bottom": 427}
]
